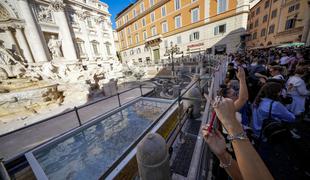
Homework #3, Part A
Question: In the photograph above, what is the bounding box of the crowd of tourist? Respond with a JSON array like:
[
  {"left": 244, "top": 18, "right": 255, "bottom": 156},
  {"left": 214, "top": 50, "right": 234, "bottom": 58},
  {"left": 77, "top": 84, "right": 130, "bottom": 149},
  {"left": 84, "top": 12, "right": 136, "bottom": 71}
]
[{"left": 202, "top": 46, "right": 310, "bottom": 180}]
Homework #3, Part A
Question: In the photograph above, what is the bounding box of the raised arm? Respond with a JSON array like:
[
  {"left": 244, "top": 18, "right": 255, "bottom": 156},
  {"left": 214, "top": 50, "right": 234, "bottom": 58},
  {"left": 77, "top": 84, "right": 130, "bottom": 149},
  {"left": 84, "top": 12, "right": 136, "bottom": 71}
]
[
  {"left": 234, "top": 67, "right": 249, "bottom": 111},
  {"left": 255, "top": 72, "right": 268, "bottom": 80},
  {"left": 214, "top": 98, "right": 274, "bottom": 180},
  {"left": 202, "top": 127, "right": 243, "bottom": 180}
]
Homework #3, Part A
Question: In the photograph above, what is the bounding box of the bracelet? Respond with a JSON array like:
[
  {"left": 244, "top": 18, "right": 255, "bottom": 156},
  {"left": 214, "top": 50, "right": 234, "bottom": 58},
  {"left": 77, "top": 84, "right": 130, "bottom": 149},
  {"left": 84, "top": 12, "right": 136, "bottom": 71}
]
[
  {"left": 227, "top": 131, "right": 248, "bottom": 141},
  {"left": 219, "top": 155, "right": 232, "bottom": 168}
]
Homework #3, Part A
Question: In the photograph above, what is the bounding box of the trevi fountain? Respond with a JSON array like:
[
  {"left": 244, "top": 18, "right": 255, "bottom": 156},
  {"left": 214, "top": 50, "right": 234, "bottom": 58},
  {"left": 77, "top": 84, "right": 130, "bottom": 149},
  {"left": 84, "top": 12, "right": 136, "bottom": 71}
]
[{"left": 0, "top": 0, "right": 159, "bottom": 134}]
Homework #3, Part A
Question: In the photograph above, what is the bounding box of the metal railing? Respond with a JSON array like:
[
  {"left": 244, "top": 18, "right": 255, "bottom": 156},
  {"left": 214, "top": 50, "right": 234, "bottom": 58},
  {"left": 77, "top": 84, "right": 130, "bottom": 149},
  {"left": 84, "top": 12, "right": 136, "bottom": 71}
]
[
  {"left": 101, "top": 54, "right": 226, "bottom": 179},
  {"left": 1, "top": 85, "right": 154, "bottom": 168},
  {"left": 100, "top": 78, "right": 201, "bottom": 179}
]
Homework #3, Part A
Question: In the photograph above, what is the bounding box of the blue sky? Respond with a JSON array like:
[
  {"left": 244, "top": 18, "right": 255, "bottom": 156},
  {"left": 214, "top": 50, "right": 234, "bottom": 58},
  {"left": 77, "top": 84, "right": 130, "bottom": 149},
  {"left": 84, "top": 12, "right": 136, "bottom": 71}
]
[{"left": 101, "top": 0, "right": 135, "bottom": 29}]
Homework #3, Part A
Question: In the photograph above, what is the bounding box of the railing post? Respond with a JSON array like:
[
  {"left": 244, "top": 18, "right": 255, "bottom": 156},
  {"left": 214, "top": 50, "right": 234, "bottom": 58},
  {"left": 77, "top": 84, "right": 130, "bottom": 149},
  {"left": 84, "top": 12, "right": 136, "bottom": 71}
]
[
  {"left": 178, "top": 87, "right": 182, "bottom": 123},
  {"left": 74, "top": 106, "right": 82, "bottom": 126},
  {"left": 0, "top": 158, "right": 10, "bottom": 180},
  {"left": 140, "top": 84, "right": 143, "bottom": 96},
  {"left": 117, "top": 93, "right": 121, "bottom": 107}
]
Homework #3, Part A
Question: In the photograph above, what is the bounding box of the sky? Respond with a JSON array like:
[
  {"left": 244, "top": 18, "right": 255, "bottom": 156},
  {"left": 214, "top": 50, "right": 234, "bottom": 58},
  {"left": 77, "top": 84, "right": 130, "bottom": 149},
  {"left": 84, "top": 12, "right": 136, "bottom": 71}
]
[{"left": 101, "top": 0, "right": 135, "bottom": 29}]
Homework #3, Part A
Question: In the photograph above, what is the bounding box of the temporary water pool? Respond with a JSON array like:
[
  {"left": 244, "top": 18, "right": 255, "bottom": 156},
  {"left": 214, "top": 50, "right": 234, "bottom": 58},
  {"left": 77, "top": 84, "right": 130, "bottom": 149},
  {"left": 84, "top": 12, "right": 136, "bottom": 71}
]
[{"left": 26, "top": 97, "right": 173, "bottom": 180}]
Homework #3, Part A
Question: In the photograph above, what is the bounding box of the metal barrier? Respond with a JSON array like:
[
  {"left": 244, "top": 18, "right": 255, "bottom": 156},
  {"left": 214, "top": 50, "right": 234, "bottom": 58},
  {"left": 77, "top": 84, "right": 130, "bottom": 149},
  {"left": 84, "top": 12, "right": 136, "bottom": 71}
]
[
  {"left": 0, "top": 85, "right": 153, "bottom": 165},
  {"left": 100, "top": 78, "right": 201, "bottom": 179},
  {"left": 101, "top": 54, "right": 227, "bottom": 179}
]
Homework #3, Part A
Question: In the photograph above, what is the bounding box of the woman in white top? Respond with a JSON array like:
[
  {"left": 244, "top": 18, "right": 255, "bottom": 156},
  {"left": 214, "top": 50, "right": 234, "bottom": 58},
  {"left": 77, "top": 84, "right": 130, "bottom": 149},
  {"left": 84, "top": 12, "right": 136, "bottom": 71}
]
[{"left": 286, "top": 68, "right": 310, "bottom": 116}]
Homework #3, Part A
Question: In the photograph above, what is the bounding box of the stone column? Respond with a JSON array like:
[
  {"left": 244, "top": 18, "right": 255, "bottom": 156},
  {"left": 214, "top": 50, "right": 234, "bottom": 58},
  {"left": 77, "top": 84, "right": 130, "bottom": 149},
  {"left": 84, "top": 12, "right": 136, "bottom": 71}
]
[
  {"left": 50, "top": 1, "right": 77, "bottom": 61},
  {"left": 17, "top": 0, "right": 50, "bottom": 62},
  {"left": 79, "top": 16, "right": 93, "bottom": 61},
  {"left": 15, "top": 27, "right": 34, "bottom": 63},
  {"left": 97, "top": 19, "right": 107, "bottom": 61}
]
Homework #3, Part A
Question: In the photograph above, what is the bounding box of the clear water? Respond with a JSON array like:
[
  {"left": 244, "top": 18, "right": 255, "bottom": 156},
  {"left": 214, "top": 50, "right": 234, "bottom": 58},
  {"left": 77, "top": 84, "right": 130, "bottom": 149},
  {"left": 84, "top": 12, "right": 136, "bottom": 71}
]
[{"left": 34, "top": 99, "right": 171, "bottom": 180}]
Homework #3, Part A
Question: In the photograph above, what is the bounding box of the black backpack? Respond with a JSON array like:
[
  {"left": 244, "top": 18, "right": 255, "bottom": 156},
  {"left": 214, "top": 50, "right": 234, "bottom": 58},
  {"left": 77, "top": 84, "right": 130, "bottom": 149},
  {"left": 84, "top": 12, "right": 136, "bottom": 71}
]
[{"left": 260, "top": 101, "right": 290, "bottom": 143}]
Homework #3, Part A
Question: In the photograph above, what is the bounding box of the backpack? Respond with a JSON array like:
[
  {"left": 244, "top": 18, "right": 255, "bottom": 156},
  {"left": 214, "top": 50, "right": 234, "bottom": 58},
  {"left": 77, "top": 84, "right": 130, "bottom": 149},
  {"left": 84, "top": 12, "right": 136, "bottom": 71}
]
[{"left": 260, "top": 101, "right": 290, "bottom": 143}]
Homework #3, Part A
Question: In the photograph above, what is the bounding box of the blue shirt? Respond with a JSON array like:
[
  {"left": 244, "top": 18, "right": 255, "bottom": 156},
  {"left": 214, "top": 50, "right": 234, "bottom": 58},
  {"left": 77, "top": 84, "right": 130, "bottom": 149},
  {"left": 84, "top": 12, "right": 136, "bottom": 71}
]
[{"left": 252, "top": 98, "right": 295, "bottom": 136}]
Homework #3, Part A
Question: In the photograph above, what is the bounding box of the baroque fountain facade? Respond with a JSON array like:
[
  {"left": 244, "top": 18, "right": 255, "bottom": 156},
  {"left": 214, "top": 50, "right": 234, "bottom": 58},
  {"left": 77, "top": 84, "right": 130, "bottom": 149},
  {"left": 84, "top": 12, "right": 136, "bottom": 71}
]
[{"left": 0, "top": 0, "right": 129, "bottom": 133}]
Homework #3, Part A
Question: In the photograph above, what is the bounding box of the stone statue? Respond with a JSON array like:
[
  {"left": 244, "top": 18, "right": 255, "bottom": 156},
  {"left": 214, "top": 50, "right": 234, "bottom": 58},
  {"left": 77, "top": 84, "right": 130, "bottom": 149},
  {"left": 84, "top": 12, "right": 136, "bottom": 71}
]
[{"left": 48, "top": 35, "right": 63, "bottom": 59}]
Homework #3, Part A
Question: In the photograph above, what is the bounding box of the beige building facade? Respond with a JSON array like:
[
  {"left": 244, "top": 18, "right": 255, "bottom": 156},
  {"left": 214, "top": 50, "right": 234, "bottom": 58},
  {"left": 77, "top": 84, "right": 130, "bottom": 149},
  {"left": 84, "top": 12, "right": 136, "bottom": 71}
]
[
  {"left": 115, "top": 0, "right": 257, "bottom": 64},
  {"left": 246, "top": 0, "right": 310, "bottom": 48}
]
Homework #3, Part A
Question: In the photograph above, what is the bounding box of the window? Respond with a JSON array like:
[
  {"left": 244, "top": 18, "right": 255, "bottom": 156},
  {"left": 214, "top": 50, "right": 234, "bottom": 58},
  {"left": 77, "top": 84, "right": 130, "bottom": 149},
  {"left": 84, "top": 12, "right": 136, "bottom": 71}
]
[
  {"left": 123, "top": 52, "right": 127, "bottom": 57},
  {"left": 87, "top": 18, "right": 93, "bottom": 28},
  {"left": 177, "top": 36, "right": 182, "bottom": 44},
  {"left": 191, "top": 7, "right": 199, "bottom": 23},
  {"left": 261, "top": 28, "right": 266, "bottom": 37},
  {"left": 174, "top": 0, "right": 181, "bottom": 10},
  {"left": 151, "top": 26, "right": 157, "bottom": 36},
  {"left": 129, "top": 36, "right": 132, "bottom": 45},
  {"left": 135, "top": 34, "right": 139, "bottom": 43},
  {"left": 134, "top": 22, "right": 138, "bottom": 30},
  {"left": 285, "top": 19, "right": 295, "bottom": 30},
  {"left": 140, "top": 2, "right": 145, "bottom": 12},
  {"left": 137, "top": 48, "right": 141, "bottom": 54},
  {"left": 249, "top": 23, "right": 253, "bottom": 29},
  {"left": 133, "top": 9, "right": 137, "bottom": 17},
  {"left": 76, "top": 40, "right": 85, "bottom": 56},
  {"left": 174, "top": 15, "right": 182, "bottom": 29},
  {"left": 271, "top": 9, "right": 277, "bottom": 19},
  {"left": 105, "top": 42, "right": 111, "bottom": 55},
  {"left": 288, "top": 5, "right": 295, "bottom": 13},
  {"left": 143, "top": 30, "right": 147, "bottom": 40},
  {"left": 161, "top": 6, "right": 166, "bottom": 17},
  {"left": 254, "top": 19, "right": 259, "bottom": 27},
  {"left": 125, "top": 15, "right": 129, "bottom": 22},
  {"left": 150, "top": 0, "right": 155, "bottom": 6},
  {"left": 256, "top": 7, "right": 260, "bottom": 15},
  {"left": 142, "top": 18, "right": 146, "bottom": 26},
  {"left": 151, "top": 12, "right": 155, "bottom": 22},
  {"left": 263, "top": 15, "right": 268, "bottom": 23},
  {"left": 288, "top": 4, "right": 299, "bottom": 13},
  {"left": 164, "top": 40, "right": 168, "bottom": 47},
  {"left": 265, "top": 0, "right": 270, "bottom": 9},
  {"left": 269, "top": 24, "right": 275, "bottom": 34},
  {"left": 273, "top": 0, "right": 278, "bottom": 2},
  {"left": 214, "top": 24, "right": 226, "bottom": 35},
  {"left": 130, "top": 50, "right": 134, "bottom": 55},
  {"left": 190, "top": 31, "right": 200, "bottom": 41},
  {"left": 162, "top": 21, "right": 168, "bottom": 33},
  {"left": 253, "top": 32, "right": 257, "bottom": 39},
  {"left": 91, "top": 41, "right": 100, "bottom": 56},
  {"left": 217, "top": 0, "right": 227, "bottom": 14}
]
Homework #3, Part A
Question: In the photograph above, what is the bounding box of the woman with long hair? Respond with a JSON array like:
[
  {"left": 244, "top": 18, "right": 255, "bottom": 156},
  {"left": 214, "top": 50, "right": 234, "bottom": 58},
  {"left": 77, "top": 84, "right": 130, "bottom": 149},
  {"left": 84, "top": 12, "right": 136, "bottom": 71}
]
[{"left": 252, "top": 82, "right": 295, "bottom": 137}]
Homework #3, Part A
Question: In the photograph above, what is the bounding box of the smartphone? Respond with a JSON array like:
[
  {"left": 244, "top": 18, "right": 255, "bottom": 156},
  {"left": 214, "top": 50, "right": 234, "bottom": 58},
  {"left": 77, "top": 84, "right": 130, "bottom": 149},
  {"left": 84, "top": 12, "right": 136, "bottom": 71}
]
[{"left": 207, "top": 111, "right": 217, "bottom": 133}]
